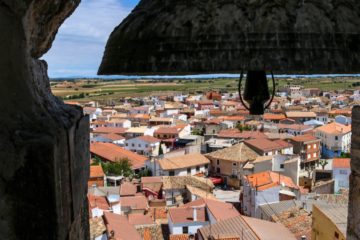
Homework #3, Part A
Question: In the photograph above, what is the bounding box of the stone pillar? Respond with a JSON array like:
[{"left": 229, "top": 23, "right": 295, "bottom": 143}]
[
  {"left": 0, "top": 1, "right": 89, "bottom": 239},
  {"left": 348, "top": 106, "right": 360, "bottom": 239}
]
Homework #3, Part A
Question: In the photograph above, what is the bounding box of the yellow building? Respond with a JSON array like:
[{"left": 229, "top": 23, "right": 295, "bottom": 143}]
[{"left": 312, "top": 203, "right": 347, "bottom": 240}]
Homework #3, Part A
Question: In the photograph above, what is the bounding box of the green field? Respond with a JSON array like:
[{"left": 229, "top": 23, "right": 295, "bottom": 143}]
[{"left": 50, "top": 76, "right": 360, "bottom": 102}]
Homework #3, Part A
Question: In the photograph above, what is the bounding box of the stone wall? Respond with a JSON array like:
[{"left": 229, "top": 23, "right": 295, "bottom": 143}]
[
  {"left": 348, "top": 106, "right": 360, "bottom": 240},
  {"left": 0, "top": 1, "right": 89, "bottom": 239}
]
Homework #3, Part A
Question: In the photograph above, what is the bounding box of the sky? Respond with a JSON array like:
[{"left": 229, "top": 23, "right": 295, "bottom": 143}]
[{"left": 43, "top": 0, "right": 139, "bottom": 78}]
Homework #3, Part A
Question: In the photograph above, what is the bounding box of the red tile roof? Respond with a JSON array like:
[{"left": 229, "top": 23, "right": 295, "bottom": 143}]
[
  {"left": 315, "top": 122, "right": 351, "bottom": 135},
  {"left": 169, "top": 234, "right": 190, "bottom": 240},
  {"left": 88, "top": 194, "right": 109, "bottom": 211},
  {"left": 181, "top": 198, "right": 240, "bottom": 222},
  {"left": 90, "top": 142, "right": 147, "bottom": 169},
  {"left": 103, "top": 212, "right": 142, "bottom": 240},
  {"left": 218, "top": 129, "right": 267, "bottom": 139},
  {"left": 291, "top": 134, "right": 319, "bottom": 142},
  {"left": 128, "top": 213, "right": 154, "bottom": 226},
  {"left": 120, "top": 182, "right": 137, "bottom": 196},
  {"left": 168, "top": 207, "right": 207, "bottom": 224},
  {"left": 98, "top": 133, "right": 125, "bottom": 141},
  {"left": 333, "top": 158, "right": 351, "bottom": 169},
  {"left": 154, "top": 126, "right": 182, "bottom": 134},
  {"left": 136, "top": 135, "right": 161, "bottom": 143},
  {"left": 93, "top": 127, "right": 126, "bottom": 135},
  {"left": 263, "top": 113, "right": 287, "bottom": 121},
  {"left": 90, "top": 165, "right": 105, "bottom": 178},
  {"left": 246, "top": 171, "right": 299, "bottom": 191},
  {"left": 245, "top": 139, "right": 292, "bottom": 153},
  {"left": 120, "top": 195, "right": 148, "bottom": 210}
]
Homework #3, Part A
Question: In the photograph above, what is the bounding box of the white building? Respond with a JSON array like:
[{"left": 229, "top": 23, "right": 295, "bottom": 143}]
[
  {"left": 315, "top": 122, "right": 352, "bottom": 158},
  {"left": 242, "top": 171, "right": 300, "bottom": 218},
  {"left": 124, "top": 135, "right": 161, "bottom": 157},
  {"left": 168, "top": 198, "right": 240, "bottom": 235},
  {"left": 332, "top": 158, "right": 351, "bottom": 193}
]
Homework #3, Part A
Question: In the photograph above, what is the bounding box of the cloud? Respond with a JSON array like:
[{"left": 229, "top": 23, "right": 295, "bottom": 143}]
[{"left": 43, "top": 0, "right": 136, "bottom": 78}]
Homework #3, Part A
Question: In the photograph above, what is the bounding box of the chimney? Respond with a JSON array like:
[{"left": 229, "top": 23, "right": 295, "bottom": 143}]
[{"left": 193, "top": 207, "right": 197, "bottom": 221}]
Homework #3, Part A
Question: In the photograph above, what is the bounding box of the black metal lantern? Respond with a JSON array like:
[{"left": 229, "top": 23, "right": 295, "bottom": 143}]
[{"left": 238, "top": 70, "right": 275, "bottom": 115}]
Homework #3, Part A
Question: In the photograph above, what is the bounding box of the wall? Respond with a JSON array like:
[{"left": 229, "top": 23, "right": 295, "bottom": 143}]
[
  {"left": 312, "top": 205, "right": 346, "bottom": 240},
  {"left": 333, "top": 168, "right": 350, "bottom": 193},
  {"left": 0, "top": 1, "right": 89, "bottom": 239}
]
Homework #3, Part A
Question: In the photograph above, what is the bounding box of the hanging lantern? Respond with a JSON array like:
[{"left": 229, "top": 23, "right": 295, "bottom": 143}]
[{"left": 238, "top": 70, "right": 275, "bottom": 115}]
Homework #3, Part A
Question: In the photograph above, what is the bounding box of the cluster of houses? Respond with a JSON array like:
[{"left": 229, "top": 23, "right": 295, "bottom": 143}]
[{"left": 69, "top": 84, "right": 354, "bottom": 240}]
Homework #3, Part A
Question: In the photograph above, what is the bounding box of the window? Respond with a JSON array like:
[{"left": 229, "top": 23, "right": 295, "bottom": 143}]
[
  {"left": 313, "top": 153, "right": 316, "bottom": 158},
  {"left": 280, "top": 164, "right": 284, "bottom": 169},
  {"left": 307, "top": 145, "right": 311, "bottom": 149},
  {"left": 335, "top": 136, "right": 338, "bottom": 141},
  {"left": 216, "top": 167, "right": 220, "bottom": 174},
  {"left": 131, "top": 143, "right": 135, "bottom": 147},
  {"left": 125, "top": 143, "right": 128, "bottom": 146},
  {"left": 334, "top": 231, "right": 339, "bottom": 239},
  {"left": 164, "top": 135, "right": 167, "bottom": 138},
  {"left": 217, "top": 160, "right": 220, "bottom": 165},
  {"left": 307, "top": 153, "right": 311, "bottom": 159},
  {"left": 187, "top": 168, "right": 191, "bottom": 174},
  {"left": 339, "top": 170, "right": 348, "bottom": 175},
  {"left": 232, "top": 162, "right": 237, "bottom": 167},
  {"left": 313, "top": 144, "right": 317, "bottom": 149},
  {"left": 183, "top": 226, "right": 189, "bottom": 234},
  {"left": 145, "top": 144, "right": 149, "bottom": 148},
  {"left": 205, "top": 164, "right": 208, "bottom": 169},
  {"left": 196, "top": 166, "right": 200, "bottom": 172},
  {"left": 138, "top": 144, "right": 141, "bottom": 147},
  {"left": 169, "top": 171, "right": 175, "bottom": 176}
]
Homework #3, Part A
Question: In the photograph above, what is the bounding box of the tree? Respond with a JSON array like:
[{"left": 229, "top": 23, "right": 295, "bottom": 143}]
[
  {"left": 101, "top": 158, "right": 133, "bottom": 177},
  {"left": 340, "top": 152, "right": 351, "bottom": 158},
  {"left": 305, "top": 164, "right": 316, "bottom": 178},
  {"left": 137, "top": 168, "right": 152, "bottom": 178},
  {"left": 319, "top": 159, "right": 329, "bottom": 170},
  {"left": 236, "top": 123, "right": 252, "bottom": 132}
]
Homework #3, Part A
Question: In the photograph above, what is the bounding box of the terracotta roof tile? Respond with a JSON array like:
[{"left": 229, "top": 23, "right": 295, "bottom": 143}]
[
  {"left": 246, "top": 171, "right": 299, "bottom": 191},
  {"left": 93, "top": 127, "right": 126, "bottom": 135},
  {"left": 263, "top": 113, "right": 287, "bottom": 121},
  {"left": 120, "top": 182, "right": 137, "bottom": 196},
  {"left": 315, "top": 122, "right": 351, "bottom": 135},
  {"left": 169, "top": 234, "right": 190, "bottom": 240},
  {"left": 90, "top": 142, "right": 147, "bottom": 169},
  {"left": 333, "top": 158, "right": 351, "bottom": 169},
  {"left": 98, "top": 133, "right": 125, "bottom": 141},
  {"left": 103, "top": 212, "right": 142, "bottom": 240},
  {"left": 90, "top": 165, "right": 105, "bottom": 178},
  {"left": 136, "top": 135, "right": 161, "bottom": 143},
  {"left": 181, "top": 198, "right": 240, "bottom": 222},
  {"left": 128, "top": 213, "right": 154, "bottom": 226},
  {"left": 88, "top": 194, "right": 109, "bottom": 211},
  {"left": 245, "top": 139, "right": 292, "bottom": 153},
  {"left": 159, "top": 153, "right": 209, "bottom": 171},
  {"left": 291, "top": 134, "right": 319, "bottom": 142},
  {"left": 205, "top": 143, "right": 259, "bottom": 162},
  {"left": 120, "top": 195, "right": 148, "bottom": 210}
]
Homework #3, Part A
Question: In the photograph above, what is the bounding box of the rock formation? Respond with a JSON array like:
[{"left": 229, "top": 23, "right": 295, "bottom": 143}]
[
  {"left": 0, "top": 1, "right": 89, "bottom": 239},
  {"left": 98, "top": 0, "right": 360, "bottom": 75}
]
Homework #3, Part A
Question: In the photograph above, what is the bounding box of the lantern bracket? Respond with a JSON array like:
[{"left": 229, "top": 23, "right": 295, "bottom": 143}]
[{"left": 238, "top": 70, "right": 276, "bottom": 114}]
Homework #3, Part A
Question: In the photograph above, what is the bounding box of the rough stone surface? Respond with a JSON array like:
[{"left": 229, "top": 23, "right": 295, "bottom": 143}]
[
  {"left": 348, "top": 106, "right": 360, "bottom": 240},
  {"left": 99, "top": 0, "right": 360, "bottom": 75},
  {"left": 0, "top": 1, "right": 89, "bottom": 239}
]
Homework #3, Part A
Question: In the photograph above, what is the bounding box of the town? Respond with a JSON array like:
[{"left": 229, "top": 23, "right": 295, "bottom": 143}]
[{"left": 66, "top": 81, "right": 353, "bottom": 240}]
